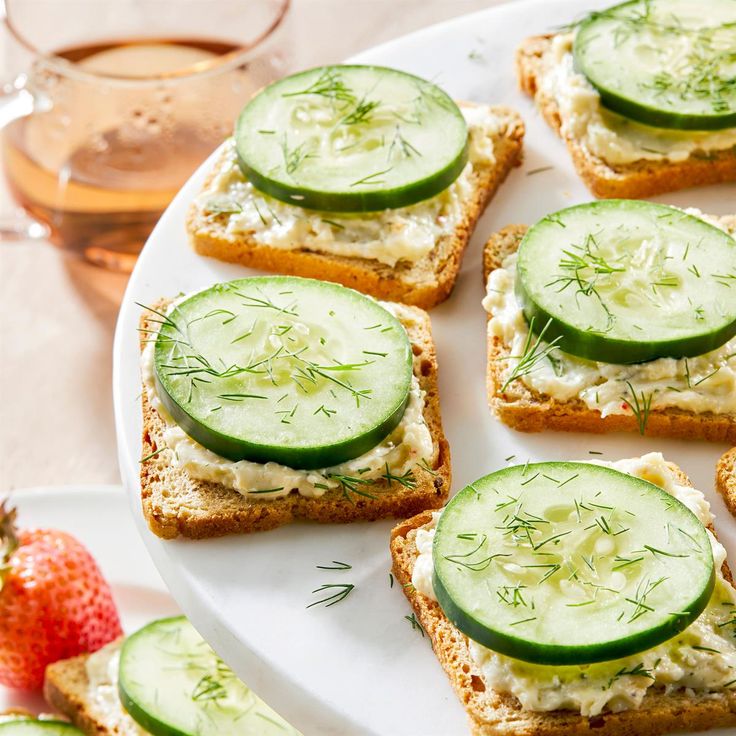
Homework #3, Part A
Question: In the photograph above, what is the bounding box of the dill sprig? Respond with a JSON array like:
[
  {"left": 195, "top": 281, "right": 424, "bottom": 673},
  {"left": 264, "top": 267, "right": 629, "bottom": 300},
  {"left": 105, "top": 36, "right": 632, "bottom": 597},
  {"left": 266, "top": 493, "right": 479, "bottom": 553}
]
[
  {"left": 316, "top": 560, "right": 352, "bottom": 570},
  {"left": 526, "top": 165, "right": 554, "bottom": 176},
  {"left": 225, "top": 285, "right": 299, "bottom": 316},
  {"left": 404, "top": 612, "right": 425, "bottom": 636},
  {"left": 381, "top": 464, "right": 417, "bottom": 489},
  {"left": 417, "top": 457, "right": 437, "bottom": 476},
  {"left": 545, "top": 233, "right": 623, "bottom": 327},
  {"left": 340, "top": 96, "right": 381, "bottom": 125},
  {"left": 612, "top": 555, "right": 643, "bottom": 571},
  {"left": 324, "top": 473, "right": 377, "bottom": 503},
  {"left": 140, "top": 447, "right": 165, "bottom": 464},
  {"left": 620, "top": 380, "right": 656, "bottom": 435},
  {"left": 350, "top": 166, "right": 394, "bottom": 187},
  {"left": 606, "top": 662, "right": 654, "bottom": 689},
  {"left": 497, "top": 584, "right": 529, "bottom": 609},
  {"left": 283, "top": 67, "right": 356, "bottom": 104},
  {"left": 443, "top": 533, "right": 510, "bottom": 572},
  {"left": 624, "top": 576, "right": 667, "bottom": 623},
  {"left": 205, "top": 197, "right": 243, "bottom": 215},
  {"left": 307, "top": 583, "right": 355, "bottom": 608},
  {"left": 280, "top": 135, "right": 316, "bottom": 175},
  {"left": 136, "top": 302, "right": 184, "bottom": 337},
  {"left": 191, "top": 674, "right": 228, "bottom": 702},
  {"left": 388, "top": 125, "right": 422, "bottom": 161},
  {"left": 499, "top": 318, "right": 562, "bottom": 392}
]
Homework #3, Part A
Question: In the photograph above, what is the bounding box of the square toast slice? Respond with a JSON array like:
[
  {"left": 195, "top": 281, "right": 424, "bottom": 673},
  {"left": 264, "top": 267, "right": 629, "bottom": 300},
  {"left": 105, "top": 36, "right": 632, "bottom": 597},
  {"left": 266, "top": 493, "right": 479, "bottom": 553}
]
[
  {"left": 516, "top": 34, "right": 736, "bottom": 199},
  {"left": 389, "top": 461, "right": 736, "bottom": 736},
  {"left": 186, "top": 105, "right": 524, "bottom": 310},
  {"left": 139, "top": 301, "right": 450, "bottom": 539},
  {"left": 482, "top": 222, "right": 736, "bottom": 443},
  {"left": 44, "top": 640, "right": 128, "bottom": 736}
]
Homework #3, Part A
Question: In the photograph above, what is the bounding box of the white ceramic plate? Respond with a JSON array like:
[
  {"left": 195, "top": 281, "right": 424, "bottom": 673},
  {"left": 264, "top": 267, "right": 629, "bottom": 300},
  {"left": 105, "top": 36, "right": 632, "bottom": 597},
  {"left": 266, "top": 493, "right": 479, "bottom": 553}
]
[
  {"left": 113, "top": 1, "right": 736, "bottom": 733},
  {"left": 0, "top": 486, "right": 180, "bottom": 715}
]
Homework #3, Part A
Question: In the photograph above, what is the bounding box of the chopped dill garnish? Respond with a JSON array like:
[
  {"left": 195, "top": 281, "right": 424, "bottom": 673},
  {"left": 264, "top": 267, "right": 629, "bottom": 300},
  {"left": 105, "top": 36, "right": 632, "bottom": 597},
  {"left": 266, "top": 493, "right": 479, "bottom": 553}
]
[
  {"left": 316, "top": 560, "right": 352, "bottom": 570},
  {"left": 282, "top": 67, "right": 356, "bottom": 104},
  {"left": 307, "top": 583, "right": 355, "bottom": 608},
  {"left": 326, "top": 473, "right": 377, "bottom": 503},
  {"left": 620, "top": 381, "right": 656, "bottom": 435},
  {"left": 606, "top": 662, "right": 654, "bottom": 689},
  {"left": 404, "top": 613, "right": 425, "bottom": 636},
  {"left": 140, "top": 447, "right": 165, "bottom": 463},
  {"left": 381, "top": 464, "right": 417, "bottom": 489},
  {"left": 350, "top": 166, "right": 394, "bottom": 187},
  {"left": 498, "top": 317, "right": 562, "bottom": 392}
]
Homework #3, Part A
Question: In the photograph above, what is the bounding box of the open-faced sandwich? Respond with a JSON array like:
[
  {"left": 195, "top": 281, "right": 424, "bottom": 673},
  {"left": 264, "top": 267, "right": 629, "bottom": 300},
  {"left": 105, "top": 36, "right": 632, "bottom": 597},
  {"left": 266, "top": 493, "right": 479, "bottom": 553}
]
[
  {"left": 391, "top": 452, "right": 736, "bottom": 735},
  {"left": 187, "top": 64, "right": 524, "bottom": 308},
  {"left": 139, "top": 275, "right": 450, "bottom": 538},
  {"left": 482, "top": 201, "right": 736, "bottom": 441},
  {"left": 44, "top": 615, "right": 297, "bottom": 735},
  {"left": 716, "top": 447, "right": 736, "bottom": 516},
  {"left": 517, "top": 0, "right": 736, "bottom": 198}
]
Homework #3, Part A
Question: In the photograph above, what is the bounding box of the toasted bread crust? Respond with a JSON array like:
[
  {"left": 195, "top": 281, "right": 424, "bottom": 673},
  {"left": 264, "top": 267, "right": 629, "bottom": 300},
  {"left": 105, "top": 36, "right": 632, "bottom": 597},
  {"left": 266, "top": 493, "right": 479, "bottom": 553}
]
[
  {"left": 44, "top": 641, "right": 125, "bottom": 736},
  {"left": 390, "top": 463, "right": 736, "bottom": 736},
  {"left": 483, "top": 225, "right": 736, "bottom": 442},
  {"left": 186, "top": 106, "right": 525, "bottom": 310},
  {"left": 516, "top": 35, "right": 736, "bottom": 199},
  {"left": 716, "top": 448, "right": 736, "bottom": 517},
  {"left": 139, "top": 301, "right": 451, "bottom": 539}
]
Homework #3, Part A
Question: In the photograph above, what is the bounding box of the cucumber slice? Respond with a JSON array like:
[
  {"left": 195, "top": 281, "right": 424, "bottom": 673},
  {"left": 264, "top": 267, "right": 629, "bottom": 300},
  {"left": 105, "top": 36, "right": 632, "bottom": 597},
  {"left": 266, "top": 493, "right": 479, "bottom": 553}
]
[
  {"left": 118, "top": 616, "right": 295, "bottom": 736},
  {"left": 235, "top": 64, "right": 469, "bottom": 212},
  {"left": 516, "top": 200, "right": 736, "bottom": 363},
  {"left": 432, "top": 462, "right": 715, "bottom": 666},
  {"left": 0, "top": 723, "right": 83, "bottom": 735},
  {"left": 153, "top": 276, "right": 413, "bottom": 469},
  {"left": 574, "top": 0, "right": 736, "bottom": 130}
]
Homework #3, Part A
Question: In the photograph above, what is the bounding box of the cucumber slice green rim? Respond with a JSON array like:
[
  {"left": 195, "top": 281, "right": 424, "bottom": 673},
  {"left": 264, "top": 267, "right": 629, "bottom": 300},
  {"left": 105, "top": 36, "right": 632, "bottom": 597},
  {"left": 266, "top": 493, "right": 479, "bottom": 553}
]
[
  {"left": 0, "top": 723, "right": 84, "bottom": 735},
  {"left": 119, "top": 616, "right": 295, "bottom": 736},
  {"left": 432, "top": 462, "right": 715, "bottom": 666},
  {"left": 152, "top": 276, "right": 413, "bottom": 469},
  {"left": 516, "top": 200, "right": 736, "bottom": 364},
  {"left": 573, "top": 0, "right": 736, "bottom": 130},
  {"left": 235, "top": 64, "right": 469, "bottom": 212}
]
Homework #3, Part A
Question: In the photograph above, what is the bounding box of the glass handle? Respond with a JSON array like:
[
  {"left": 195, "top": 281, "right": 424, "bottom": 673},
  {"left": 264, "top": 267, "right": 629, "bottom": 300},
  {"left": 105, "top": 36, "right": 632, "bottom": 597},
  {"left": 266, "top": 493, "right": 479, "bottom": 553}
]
[
  {"left": 0, "top": 74, "right": 51, "bottom": 241},
  {"left": 0, "top": 73, "right": 50, "bottom": 126}
]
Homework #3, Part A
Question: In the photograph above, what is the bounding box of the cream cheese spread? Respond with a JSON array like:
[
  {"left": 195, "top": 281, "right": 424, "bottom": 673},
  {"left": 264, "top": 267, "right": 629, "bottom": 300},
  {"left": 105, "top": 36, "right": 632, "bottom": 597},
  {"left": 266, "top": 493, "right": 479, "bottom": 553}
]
[
  {"left": 85, "top": 642, "right": 149, "bottom": 735},
  {"left": 141, "top": 301, "right": 435, "bottom": 500},
  {"left": 541, "top": 33, "right": 736, "bottom": 166},
  {"left": 195, "top": 105, "right": 502, "bottom": 267},
  {"left": 411, "top": 453, "right": 736, "bottom": 717},
  {"left": 482, "top": 243, "right": 736, "bottom": 417}
]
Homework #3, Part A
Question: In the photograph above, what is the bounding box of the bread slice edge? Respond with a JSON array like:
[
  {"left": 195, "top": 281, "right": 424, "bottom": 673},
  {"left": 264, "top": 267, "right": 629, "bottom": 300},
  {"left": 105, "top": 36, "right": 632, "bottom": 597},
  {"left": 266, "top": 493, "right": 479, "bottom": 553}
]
[{"left": 716, "top": 448, "right": 736, "bottom": 519}]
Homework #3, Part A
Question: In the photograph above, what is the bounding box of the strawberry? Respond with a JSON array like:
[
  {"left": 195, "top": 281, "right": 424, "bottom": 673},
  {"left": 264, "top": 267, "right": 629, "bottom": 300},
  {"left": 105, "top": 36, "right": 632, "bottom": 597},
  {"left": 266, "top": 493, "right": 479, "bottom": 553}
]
[{"left": 0, "top": 500, "right": 123, "bottom": 689}]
